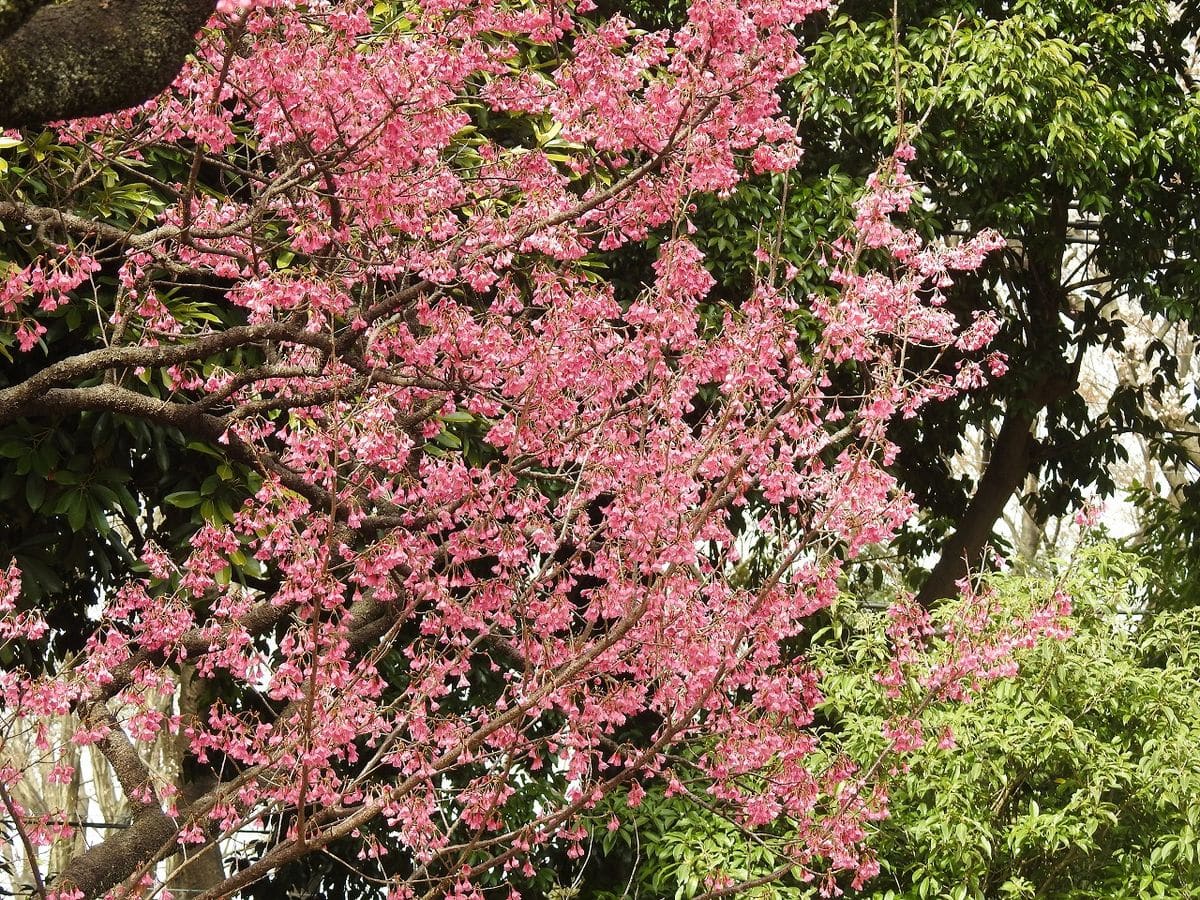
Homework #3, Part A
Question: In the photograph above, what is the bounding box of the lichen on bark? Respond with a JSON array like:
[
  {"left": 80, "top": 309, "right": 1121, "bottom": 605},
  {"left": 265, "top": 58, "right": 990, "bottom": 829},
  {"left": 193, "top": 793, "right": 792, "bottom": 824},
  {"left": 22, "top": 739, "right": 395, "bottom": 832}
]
[{"left": 0, "top": 0, "right": 215, "bottom": 128}]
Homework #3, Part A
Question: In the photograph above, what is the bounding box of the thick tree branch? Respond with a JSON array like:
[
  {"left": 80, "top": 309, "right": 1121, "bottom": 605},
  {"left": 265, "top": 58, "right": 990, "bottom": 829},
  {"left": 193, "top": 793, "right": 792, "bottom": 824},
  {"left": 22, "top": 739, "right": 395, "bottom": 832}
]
[
  {"left": 0, "top": 0, "right": 43, "bottom": 39},
  {"left": 85, "top": 708, "right": 156, "bottom": 810},
  {"left": 50, "top": 706, "right": 179, "bottom": 899},
  {"left": 0, "top": 322, "right": 320, "bottom": 426},
  {"left": 0, "top": 200, "right": 149, "bottom": 246},
  {"left": 0, "top": 0, "right": 216, "bottom": 128},
  {"left": 28, "top": 383, "right": 345, "bottom": 510}
]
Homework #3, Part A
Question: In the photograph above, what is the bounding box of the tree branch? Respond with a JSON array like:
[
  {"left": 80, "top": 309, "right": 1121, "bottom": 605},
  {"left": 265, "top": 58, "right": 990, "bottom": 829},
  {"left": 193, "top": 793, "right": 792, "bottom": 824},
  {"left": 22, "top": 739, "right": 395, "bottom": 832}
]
[
  {"left": 0, "top": 322, "right": 323, "bottom": 426},
  {"left": 0, "top": 0, "right": 216, "bottom": 128},
  {"left": 55, "top": 597, "right": 399, "bottom": 898}
]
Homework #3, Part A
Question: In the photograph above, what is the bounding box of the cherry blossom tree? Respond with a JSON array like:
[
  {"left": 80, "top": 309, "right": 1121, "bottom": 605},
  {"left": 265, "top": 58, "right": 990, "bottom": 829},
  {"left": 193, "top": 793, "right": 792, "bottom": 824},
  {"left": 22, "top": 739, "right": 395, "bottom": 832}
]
[{"left": 0, "top": 1, "right": 1060, "bottom": 897}]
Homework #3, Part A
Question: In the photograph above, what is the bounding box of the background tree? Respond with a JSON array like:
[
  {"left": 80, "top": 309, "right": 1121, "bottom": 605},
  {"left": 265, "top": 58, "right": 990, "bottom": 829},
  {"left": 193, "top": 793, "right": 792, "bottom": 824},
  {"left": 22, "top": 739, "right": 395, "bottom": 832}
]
[{"left": 805, "top": 0, "right": 1200, "bottom": 602}]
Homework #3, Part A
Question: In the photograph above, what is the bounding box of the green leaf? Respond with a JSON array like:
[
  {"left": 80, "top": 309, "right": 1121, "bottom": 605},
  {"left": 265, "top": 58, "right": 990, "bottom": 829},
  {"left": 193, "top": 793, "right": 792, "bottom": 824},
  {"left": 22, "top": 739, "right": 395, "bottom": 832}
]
[
  {"left": 67, "top": 495, "right": 87, "bottom": 532},
  {"left": 434, "top": 431, "right": 462, "bottom": 450},
  {"left": 25, "top": 477, "right": 45, "bottom": 511}
]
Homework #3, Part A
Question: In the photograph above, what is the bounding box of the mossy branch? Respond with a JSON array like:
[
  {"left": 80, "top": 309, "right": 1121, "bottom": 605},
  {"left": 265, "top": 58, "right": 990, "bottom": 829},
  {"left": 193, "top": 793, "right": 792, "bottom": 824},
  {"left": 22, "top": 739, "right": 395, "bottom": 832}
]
[{"left": 0, "top": 0, "right": 216, "bottom": 128}]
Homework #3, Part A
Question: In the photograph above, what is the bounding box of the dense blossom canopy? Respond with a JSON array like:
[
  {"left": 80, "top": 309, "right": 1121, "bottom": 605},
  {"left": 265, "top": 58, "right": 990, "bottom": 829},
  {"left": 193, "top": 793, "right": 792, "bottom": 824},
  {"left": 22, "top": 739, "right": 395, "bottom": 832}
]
[{"left": 0, "top": 1, "right": 1059, "bottom": 897}]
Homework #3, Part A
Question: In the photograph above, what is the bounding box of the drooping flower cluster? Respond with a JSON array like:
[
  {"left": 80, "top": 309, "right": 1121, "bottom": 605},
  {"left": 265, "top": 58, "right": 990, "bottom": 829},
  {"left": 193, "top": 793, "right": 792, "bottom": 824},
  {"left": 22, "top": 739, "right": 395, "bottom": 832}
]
[{"left": 0, "top": 1, "right": 1064, "bottom": 897}]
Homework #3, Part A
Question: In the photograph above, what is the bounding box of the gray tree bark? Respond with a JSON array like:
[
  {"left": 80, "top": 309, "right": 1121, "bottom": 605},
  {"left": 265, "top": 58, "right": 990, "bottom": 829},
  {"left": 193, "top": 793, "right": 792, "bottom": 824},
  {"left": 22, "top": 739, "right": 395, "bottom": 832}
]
[{"left": 0, "top": 0, "right": 216, "bottom": 127}]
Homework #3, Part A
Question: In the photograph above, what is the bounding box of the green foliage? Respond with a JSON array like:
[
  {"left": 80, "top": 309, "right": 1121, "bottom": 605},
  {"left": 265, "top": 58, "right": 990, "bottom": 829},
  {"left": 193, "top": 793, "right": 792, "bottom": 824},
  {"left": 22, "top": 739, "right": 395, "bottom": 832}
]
[
  {"left": 821, "top": 545, "right": 1200, "bottom": 899},
  {"left": 1125, "top": 483, "right": 1200, "bottom": 615},
  {"left": 598, "top": 545, "right": 1200, "bottom": 898},
  {"left": 588, "top": 786, "right": 810, "bottom": 900}
]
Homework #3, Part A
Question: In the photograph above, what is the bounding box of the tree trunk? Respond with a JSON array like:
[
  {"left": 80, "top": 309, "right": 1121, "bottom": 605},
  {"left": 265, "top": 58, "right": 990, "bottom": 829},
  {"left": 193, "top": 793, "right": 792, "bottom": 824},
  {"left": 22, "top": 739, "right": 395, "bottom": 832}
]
[
  {"left": 916, "top": 188, "right": 1075, "bottom": 604},
  {"left": 916, "top": 399, "right": 1041, "bottom": 604}
]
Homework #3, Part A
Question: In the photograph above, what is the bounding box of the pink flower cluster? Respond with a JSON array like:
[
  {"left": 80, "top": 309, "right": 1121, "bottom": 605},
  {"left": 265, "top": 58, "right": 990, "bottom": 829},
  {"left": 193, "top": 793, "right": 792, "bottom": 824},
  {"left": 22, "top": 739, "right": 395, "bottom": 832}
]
[{"left": 0, "top": 250, "right": 99, "bottom": 351}]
